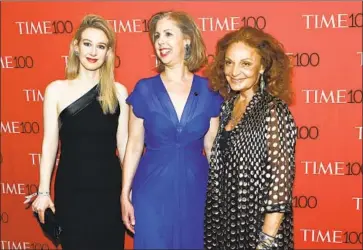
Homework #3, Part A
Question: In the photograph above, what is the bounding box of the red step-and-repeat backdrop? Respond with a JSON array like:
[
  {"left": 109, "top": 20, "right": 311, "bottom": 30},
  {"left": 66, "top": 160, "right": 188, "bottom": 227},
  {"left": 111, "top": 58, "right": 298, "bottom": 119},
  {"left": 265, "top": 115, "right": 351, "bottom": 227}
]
[{"left": 1, "top": 1, "right": 362, "bottom": 249}]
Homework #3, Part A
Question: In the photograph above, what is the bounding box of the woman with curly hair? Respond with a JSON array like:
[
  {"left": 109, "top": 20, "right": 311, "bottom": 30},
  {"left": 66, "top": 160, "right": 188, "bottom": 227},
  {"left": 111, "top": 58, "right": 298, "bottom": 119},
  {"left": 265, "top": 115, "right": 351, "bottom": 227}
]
[{"left": 204, "top": 26, "right": 297, "bottom": 250}]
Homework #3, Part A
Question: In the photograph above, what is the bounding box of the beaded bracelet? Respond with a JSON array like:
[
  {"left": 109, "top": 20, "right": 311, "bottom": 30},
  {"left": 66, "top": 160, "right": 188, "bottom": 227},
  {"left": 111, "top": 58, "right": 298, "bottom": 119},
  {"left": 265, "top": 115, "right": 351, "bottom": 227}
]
[
  {"left": 23, "top": 191, "right": 50, "bottom": 204},
  {"left": 37, "top": 191, "right": 50, "bottom": 196}
]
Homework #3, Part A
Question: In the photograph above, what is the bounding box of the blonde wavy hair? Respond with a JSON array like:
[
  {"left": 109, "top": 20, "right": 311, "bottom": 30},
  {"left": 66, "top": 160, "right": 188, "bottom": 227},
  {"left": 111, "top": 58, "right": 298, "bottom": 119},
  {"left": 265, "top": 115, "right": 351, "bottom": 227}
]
[{"left": 66, "top": 14, "right": 118, "bottom": 114}]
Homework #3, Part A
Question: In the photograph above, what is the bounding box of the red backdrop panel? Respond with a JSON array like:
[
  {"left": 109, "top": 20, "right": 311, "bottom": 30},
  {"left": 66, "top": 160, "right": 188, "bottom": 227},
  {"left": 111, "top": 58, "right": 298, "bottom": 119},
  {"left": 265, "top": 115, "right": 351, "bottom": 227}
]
[{"left": 1, "top": 1, "right": 362, "bottom": 249}]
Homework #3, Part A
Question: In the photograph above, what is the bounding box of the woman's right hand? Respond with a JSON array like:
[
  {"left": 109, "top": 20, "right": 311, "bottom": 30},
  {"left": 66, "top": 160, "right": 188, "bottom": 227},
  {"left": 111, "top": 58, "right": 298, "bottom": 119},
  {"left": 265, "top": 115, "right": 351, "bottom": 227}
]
[
  {"left": 32, "top": 195, "right": 55, "bottom": 224},
  {"left": 121, "top": 195, "right": 135, "bottom": 233}
]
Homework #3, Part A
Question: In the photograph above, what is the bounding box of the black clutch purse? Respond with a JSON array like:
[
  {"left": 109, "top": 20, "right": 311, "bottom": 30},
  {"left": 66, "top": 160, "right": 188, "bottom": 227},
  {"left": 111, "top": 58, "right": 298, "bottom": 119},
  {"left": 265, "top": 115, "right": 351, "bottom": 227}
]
[{"left": 34, "top": 208, "right": 62, "bottom": 246}]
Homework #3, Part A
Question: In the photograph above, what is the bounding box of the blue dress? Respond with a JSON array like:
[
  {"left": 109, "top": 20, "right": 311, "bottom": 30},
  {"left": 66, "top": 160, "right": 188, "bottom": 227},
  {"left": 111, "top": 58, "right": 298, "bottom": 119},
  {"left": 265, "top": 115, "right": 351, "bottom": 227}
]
[{"left": 126, "top": 74, "right": 223, "bottom": 249}]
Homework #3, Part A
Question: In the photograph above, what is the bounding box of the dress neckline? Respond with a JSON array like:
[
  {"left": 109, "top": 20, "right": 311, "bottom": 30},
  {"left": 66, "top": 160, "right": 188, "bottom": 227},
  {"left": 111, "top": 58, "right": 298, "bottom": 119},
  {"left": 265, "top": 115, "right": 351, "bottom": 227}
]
[
  {"left": 157, "top": 74, "right": 197, "bottom": 125},
  {"left": 223, "top": 91, "right": 264, "bottom": 132}
]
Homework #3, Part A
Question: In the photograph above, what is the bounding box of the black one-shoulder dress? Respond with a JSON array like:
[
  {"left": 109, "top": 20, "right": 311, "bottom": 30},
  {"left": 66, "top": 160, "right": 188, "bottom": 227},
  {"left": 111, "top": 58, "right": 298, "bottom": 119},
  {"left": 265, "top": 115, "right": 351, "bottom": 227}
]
[{"left": 55, "top": 84, "right": 124, "bottom": 250}]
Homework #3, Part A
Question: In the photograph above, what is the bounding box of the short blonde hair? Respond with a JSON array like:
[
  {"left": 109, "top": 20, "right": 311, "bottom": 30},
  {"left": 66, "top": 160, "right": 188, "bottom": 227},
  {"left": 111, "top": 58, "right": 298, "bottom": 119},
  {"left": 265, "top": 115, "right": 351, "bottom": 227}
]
[{"left": 148, "top": 11, "right": 207, "bottom": 73}]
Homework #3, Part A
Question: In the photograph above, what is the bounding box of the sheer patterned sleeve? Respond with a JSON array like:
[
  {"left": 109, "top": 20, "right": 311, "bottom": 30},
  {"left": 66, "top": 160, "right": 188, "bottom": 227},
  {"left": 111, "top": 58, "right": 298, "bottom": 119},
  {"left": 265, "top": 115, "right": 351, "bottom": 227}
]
[
  {"left": 126, "top": 80, "right": 147, "bottom": 119},
  {"left": 265, "top": 101, "right": 297, "bottom": 213}
]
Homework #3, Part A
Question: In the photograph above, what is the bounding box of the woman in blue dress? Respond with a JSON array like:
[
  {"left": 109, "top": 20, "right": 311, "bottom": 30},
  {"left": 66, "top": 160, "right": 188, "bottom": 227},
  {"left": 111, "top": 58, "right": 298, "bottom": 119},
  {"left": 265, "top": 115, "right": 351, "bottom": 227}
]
[{"left": 121, "top": 11, "right": 223, "bottom": 249}]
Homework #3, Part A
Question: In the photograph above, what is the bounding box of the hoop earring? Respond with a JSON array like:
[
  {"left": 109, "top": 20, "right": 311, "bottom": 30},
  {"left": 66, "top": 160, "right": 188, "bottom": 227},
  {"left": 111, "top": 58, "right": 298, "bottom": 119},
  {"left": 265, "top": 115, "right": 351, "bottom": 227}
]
[
  {"left": 184, "top": 44, "right": 191, "bottom": 60},
  {"left": 259, "top": 73, "right": 265, "bottom": 93},
  {"left": 227, "top": 84, "right": 231, "bottom": 94}
]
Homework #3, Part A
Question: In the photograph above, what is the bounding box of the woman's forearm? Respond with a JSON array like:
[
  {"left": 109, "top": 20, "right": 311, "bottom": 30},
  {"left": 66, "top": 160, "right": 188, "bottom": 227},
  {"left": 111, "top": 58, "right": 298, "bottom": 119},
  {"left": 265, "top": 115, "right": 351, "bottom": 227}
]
[
  {"left": 38, "top": 140, "right": 59, "bottom": 193},
  {"left": 262, "top": 212, "right": 284, "bottom": 237},
  {"left": 121, "top": 141, "right": 144, "bottom": 198}
]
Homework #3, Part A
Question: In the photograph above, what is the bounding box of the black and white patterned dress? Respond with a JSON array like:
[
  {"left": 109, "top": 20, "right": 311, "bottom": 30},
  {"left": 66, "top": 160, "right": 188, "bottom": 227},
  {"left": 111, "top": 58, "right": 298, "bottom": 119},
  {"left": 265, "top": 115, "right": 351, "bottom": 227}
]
[{"left": 204, "top": 90, "right": 297, "bottom": 250}]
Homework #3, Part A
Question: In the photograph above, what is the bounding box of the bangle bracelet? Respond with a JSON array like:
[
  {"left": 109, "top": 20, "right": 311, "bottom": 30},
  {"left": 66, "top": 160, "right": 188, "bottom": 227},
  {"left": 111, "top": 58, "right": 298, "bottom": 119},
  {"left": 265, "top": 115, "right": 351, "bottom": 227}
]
[{"left": 256, "top": 231, "right": 277, "bottom": 249}]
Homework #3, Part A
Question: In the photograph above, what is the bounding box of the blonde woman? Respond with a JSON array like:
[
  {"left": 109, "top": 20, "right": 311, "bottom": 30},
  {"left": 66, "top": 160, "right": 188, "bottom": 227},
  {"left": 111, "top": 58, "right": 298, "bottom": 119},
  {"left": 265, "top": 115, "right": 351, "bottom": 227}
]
[
  {"left": 28, "top": 14, "right": 128, "bottom": 250},
  {"left": 121, "top": 11, "right": 222, "bottom": 249}
]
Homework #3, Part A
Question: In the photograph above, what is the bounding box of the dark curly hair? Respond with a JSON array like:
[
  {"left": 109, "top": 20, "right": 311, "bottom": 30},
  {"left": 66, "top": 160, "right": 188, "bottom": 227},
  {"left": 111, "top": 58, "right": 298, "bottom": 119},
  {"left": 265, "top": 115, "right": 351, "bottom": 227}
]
[{"left": 206, "top": 26, "right": 294, "bottom": 105}]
